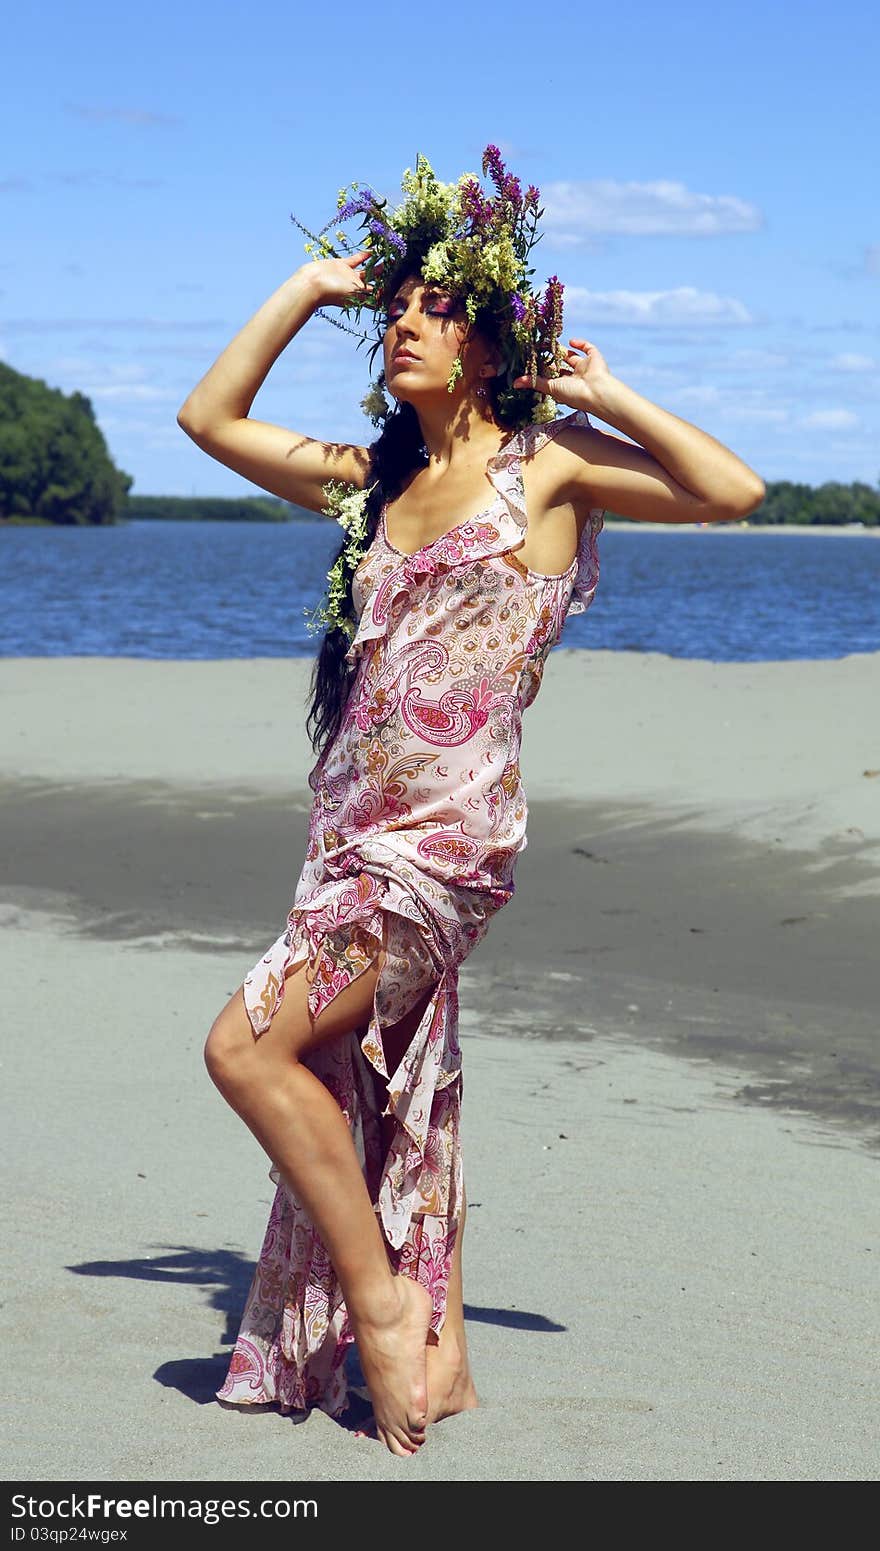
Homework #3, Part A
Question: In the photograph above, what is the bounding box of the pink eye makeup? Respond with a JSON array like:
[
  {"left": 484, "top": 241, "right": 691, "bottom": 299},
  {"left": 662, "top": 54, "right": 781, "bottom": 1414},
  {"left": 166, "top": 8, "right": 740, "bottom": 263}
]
[{"left": 384, "top": 294, "right": 456, "bottom": 324}]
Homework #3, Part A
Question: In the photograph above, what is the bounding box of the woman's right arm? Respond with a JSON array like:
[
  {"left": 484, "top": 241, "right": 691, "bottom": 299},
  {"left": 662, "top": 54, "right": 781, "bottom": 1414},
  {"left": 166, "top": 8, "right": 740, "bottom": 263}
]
[{"left": 177, "top": 254, "right": 375, "bottom": 511}]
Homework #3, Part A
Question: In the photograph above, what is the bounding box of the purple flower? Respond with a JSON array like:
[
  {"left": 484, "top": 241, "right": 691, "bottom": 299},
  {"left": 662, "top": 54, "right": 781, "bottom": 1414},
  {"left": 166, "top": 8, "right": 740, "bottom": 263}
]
[
  {"left": 539, "top": 275, "right": 564, "bottom": 322},
  {"left": 336, "top": 188, "right": 377, "bottom": 222},
  {"left": 365, "top": 218, "right": 406, "bottom": 255},
  {"left": 482, "top": 144, "right": 504, "bottom": 185},
  {"left": 502, "top": 173, "right": 522, "bottom": 208},
  {"left": 508, "top": 292, "right": 527, "bottom": 321},
  {"left": 459, "top": 176, "right": 493, "bottom": 228}
]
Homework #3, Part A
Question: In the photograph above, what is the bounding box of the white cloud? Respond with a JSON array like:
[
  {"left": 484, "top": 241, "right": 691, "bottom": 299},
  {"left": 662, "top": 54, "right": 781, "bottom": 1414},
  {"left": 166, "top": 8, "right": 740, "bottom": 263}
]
[
  {"left": 801, "top": 408, "right": 860, "bottom": 429},
  {"left": 564, "top": 285, "right": 754, "bottom": 326},
  {"left": 725, "top": 406, "right": 790, "bottom": 425},
  {"left": 671, "top": 383, "right": 722, "bottom": 406},
  {"left": 45, "top": 354, "right": 104, "bottom": 375},
  {"left": 542, "top": 178, "right": 763, "bottom": 244},
  {"left": 39, "top": 359, "right": 181, "bottom": 405},
  {"left": 62, "top": 102, "right": 181, "bottom": 128},
  {"left": 829, "top": 352, "right": 877, "bottom": 372},
  {"left": 688, "top": 347, "right": 790, "bottom": 374},
  {"left": 142, "top": 427, "right": 190, "bottom": 448},
  {"left": 724, "top": 348, "right": 790, "bottom": 370},
  {"left": 0, "top": 316, "right": 227, "bottom": 334},
  {"left": 91, "top": 383, "right": 179, "bottom": 402}
]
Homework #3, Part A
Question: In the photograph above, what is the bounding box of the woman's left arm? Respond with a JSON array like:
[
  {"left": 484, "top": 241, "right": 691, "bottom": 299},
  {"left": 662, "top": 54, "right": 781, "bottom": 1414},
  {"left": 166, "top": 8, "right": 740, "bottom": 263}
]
[{"left": 515, "top": 338, "right": 767, "bottom": 524}]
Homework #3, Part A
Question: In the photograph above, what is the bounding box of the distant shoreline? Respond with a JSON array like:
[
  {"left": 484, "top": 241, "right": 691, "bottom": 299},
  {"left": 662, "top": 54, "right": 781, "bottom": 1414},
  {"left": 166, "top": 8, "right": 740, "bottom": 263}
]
[{"left": 601, "top": 521, "right": 878, "bottom": 536}]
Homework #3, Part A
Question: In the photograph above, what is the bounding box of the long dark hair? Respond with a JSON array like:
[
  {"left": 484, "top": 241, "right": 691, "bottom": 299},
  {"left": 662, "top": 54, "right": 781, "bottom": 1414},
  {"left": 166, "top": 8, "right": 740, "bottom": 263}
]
[
  {"left": 305, "top": 262, "right": 543, "bottom": 762},
  {"left": 304, "top": 395, "right": 425, "bottom": 758}
]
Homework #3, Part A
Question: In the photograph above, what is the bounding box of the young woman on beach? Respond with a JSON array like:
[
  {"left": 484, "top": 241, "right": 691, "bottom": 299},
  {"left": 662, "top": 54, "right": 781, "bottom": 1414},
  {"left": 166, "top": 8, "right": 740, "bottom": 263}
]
[{"left": 178, "top": 148, "right": 765, "bottom": 1458}]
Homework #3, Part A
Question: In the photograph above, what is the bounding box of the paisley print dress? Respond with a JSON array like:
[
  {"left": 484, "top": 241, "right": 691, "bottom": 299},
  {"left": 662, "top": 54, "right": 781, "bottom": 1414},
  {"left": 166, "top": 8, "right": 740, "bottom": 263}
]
[{"left": 216, "top": 408, "right": 605, "bottom": 1419}]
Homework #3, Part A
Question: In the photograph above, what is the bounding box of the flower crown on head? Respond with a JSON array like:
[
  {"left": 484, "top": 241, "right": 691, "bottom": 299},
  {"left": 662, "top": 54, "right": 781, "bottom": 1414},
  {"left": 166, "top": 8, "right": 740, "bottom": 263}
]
[
  {"left": 295, "top": 145, "right": 570, "bottom": 645},
  {"left": 291, "top": 144, "right": 568, "bottom": 431}
]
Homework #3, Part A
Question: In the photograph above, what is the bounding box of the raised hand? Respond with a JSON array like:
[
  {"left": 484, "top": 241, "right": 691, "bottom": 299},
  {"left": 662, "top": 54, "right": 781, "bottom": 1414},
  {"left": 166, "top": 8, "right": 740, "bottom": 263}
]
[
  {"left": 299, "top": 249, "right": 385, "bottom": 310},
  {"left": 513, "top": 337, "right": 613, "bottom": 414}
]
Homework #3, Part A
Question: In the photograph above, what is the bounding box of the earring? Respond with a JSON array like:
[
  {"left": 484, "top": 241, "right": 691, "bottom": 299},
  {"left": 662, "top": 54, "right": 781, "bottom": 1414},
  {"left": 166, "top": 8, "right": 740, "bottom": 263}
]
[{"left": 476, "top": 380, "right": 488, "bottom": 400}]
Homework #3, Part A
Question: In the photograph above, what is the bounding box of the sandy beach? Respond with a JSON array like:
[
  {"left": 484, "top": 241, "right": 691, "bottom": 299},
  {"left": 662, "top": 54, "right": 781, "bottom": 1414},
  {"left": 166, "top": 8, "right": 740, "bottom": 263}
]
[{"left": 2, "top": 649, "right": 878, "bottom": 1481}]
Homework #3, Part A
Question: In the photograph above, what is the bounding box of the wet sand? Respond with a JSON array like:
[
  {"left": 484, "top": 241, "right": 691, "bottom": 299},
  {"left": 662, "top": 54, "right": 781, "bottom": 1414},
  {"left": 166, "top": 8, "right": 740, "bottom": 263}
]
[{"left": 1, "top": 778, "right": 877, "bottom": 1149}]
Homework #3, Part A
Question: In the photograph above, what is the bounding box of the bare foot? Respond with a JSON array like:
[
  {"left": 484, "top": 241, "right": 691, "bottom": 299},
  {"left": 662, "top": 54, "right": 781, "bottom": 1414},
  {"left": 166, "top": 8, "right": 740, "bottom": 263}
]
[
  {"left": 425, "top": 1338, "right": 479, "bottom": 1424},
  {"left": 352, "top": 1274, "right": 433, "bottom": 1457},
  {"left": 357, "top": 1339, "right": 478, "bottom": 1438}
]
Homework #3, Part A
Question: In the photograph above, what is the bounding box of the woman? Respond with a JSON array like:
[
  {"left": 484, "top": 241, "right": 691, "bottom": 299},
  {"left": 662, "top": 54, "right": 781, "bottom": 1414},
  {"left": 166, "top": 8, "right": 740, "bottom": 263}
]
[{"left": 178, "top": 152, "right": 765, "bottom": 1459}]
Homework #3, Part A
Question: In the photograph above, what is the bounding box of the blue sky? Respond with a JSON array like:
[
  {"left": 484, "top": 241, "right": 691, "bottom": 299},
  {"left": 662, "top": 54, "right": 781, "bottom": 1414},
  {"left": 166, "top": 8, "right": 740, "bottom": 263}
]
[{"left": 3, "top": 0, "right": 877, "bottom": 496}]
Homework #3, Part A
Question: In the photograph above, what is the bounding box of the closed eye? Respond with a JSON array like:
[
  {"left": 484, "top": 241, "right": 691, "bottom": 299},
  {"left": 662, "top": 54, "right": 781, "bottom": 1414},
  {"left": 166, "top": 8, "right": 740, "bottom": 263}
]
[{"left": 383, "top": 298, "right": 455, "bottom": 325}]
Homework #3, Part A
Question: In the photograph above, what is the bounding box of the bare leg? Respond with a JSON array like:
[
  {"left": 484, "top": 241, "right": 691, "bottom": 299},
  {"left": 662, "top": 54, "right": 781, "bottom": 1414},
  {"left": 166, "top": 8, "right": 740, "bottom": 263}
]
[
  {"left": 424, "top": 1183, "right": 479, "bottom": 1423},
  {"left": 204, "top": 954, "right": 432, "bottom": 1457},
  {"left": 367, "top": 1027, "right": 479, "bottom": 1428}
]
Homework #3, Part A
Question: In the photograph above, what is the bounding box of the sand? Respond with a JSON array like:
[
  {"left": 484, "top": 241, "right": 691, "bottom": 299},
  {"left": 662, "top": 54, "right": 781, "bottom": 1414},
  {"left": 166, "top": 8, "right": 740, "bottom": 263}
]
[{"left": 1, "top": 650, "right": 878, "bottom": 1481}]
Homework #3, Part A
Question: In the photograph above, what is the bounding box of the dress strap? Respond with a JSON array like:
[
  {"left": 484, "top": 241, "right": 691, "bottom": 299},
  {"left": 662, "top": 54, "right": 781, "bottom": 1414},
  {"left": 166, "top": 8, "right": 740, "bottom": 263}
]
[{"left": 486, "top": 408, "right": 605, "bottom": 617}]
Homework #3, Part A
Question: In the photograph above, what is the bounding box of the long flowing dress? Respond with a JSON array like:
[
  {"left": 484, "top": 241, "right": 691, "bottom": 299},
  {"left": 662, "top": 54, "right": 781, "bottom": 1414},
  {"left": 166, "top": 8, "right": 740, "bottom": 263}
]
[{"left": 215, "top": 407, "right": 605, "bottom": 1419}]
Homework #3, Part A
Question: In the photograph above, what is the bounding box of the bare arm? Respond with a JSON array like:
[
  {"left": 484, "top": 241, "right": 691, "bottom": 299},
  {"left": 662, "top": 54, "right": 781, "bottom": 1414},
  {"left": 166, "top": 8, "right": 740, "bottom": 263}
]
[
  {"left": 519, "top": 337, "right": 767, "bottom": 524},
  {"left": 177, "top": 259, "right": 373, "bottom": 511},
  {"left": 566, "top": 373, "right": 767, "bottom": 523}
]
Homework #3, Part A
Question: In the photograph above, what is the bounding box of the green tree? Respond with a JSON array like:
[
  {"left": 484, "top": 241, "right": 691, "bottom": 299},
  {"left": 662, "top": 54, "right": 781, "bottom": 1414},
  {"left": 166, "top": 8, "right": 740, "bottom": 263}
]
[{"left": 0, "top": 361, "right": 133, "bottom": 524}]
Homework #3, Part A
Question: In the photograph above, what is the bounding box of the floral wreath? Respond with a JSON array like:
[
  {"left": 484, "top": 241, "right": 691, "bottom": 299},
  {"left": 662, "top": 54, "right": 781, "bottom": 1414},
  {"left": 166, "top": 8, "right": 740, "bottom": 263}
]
[{"left": 294, "top": 144, "right": 569, "bottom": 642}]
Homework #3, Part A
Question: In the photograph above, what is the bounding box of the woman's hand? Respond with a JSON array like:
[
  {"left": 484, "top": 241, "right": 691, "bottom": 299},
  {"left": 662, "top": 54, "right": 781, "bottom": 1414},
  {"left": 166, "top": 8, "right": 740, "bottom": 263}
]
[
  {"left": 513, "top": 338, "right": 614, "bottom": 414},
  {"left": 298, "top": 250, "right": 384, "bottom": 310}
]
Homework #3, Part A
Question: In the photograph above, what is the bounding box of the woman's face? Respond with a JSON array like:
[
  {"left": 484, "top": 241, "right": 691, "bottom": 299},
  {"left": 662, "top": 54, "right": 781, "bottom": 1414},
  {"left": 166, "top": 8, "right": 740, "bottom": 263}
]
[{"left": 381, "top": 273, "right": 491, "bottom": 403}]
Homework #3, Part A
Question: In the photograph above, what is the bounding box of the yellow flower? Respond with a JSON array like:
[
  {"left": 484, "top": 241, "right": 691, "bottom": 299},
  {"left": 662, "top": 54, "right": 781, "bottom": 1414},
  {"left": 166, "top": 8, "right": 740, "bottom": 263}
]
[{"left": 446, "top": 356, "right": 464, "bottom": 393}]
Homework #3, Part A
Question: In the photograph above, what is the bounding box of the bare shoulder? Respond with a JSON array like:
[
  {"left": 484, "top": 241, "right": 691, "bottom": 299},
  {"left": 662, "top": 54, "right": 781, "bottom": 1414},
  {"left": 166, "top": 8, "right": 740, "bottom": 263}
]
[
  {"left": 529, "top": 414, "right": 714, "bottom": 525},
  {"left": 521, "top": 415, "right": 630, "bottom": 518},
  {"left": 177, "top": 414, "right": 373, "bottom": 513}
]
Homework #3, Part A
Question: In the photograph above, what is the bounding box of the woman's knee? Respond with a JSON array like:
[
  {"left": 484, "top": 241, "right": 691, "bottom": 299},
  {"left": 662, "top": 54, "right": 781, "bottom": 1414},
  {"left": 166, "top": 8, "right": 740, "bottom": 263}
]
[
  {"left": 203, "top": 988, "right": 256, "bottom": 1086},
  {"left": 206, "top": 939, "right": 389, "bottom": 1088}
]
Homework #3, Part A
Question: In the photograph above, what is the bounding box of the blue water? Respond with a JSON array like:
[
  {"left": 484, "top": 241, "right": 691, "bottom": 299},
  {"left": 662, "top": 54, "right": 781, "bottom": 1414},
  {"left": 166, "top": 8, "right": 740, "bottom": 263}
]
[{"left": 1, "top": 519, "right": 878, "bottom": 661}]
